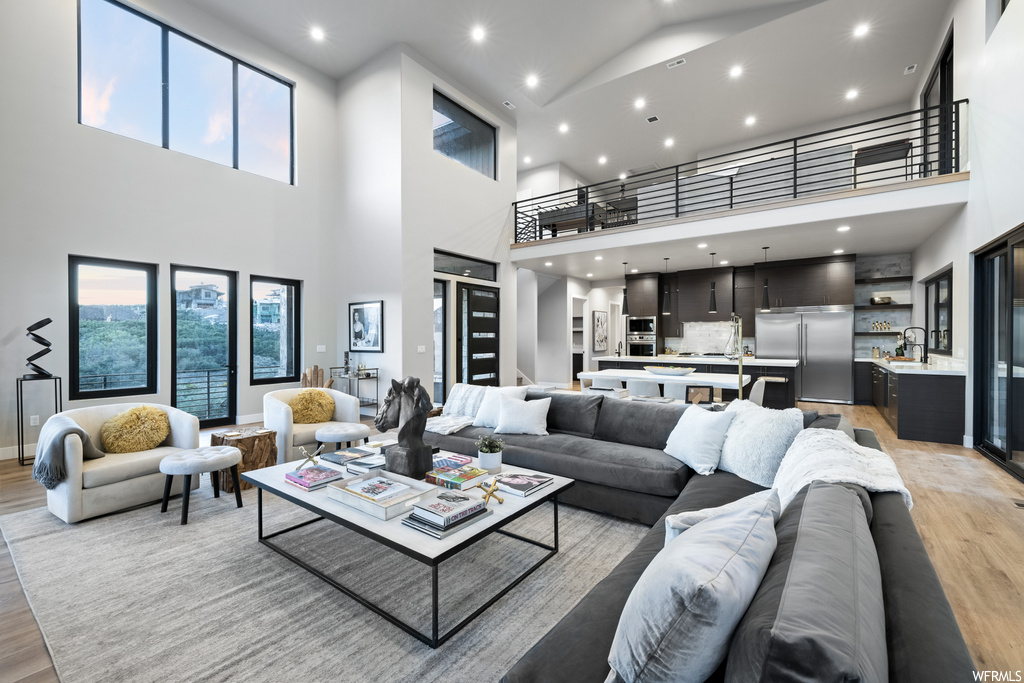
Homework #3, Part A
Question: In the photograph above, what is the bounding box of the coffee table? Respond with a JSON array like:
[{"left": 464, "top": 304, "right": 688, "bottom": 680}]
[{"left": 242, "top": 458, "right": 574, "bottom": 648}]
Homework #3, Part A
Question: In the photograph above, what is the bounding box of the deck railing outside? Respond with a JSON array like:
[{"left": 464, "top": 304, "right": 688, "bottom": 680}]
[{"left": 513, "top": 100, "right": 968, "bottom": 244}]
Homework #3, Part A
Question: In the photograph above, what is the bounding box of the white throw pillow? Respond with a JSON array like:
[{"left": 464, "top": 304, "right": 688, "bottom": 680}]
[
  {"left": 473, "top": 386, "right": 529, "bottom": 428},
  {"left": 663, "top": 405, "right": 736, "bottom": 475},
  {"left": 664, "top": 490, "right": 778, "bottom": 547},
  {"left": 442, "top": 383, "right": 487, "bottom": 418},
  {"left": 494, "top": 395, "right": 551, "bottom": 436},
  {"left": 718, "top": 401, "right": 804, "bottom": 488},
  {"left": 607, "top": 493, "right": 779, "bottom": 683}
]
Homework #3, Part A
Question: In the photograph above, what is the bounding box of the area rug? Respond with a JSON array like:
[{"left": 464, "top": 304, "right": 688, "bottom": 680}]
[{"left": 1, "top": 484, "right": 646, "bottom": 683}]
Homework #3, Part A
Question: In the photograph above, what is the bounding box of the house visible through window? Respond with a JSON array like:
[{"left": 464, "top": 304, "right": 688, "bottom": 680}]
[
  {"left": 251, "top": 276, "right": 301, "bottom": 383},
  {"left": 79, "top": 0, "right": 294, "bottom": 184},
  {"left": 69, "top": 256, "right": 158, "bottom": 399},
  {"left": 432, "top": 90, "right": 496, "bottom": 179}
]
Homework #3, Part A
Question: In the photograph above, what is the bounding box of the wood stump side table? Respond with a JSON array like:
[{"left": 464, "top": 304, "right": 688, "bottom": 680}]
[{"left": 211, "top": 429, "right": 277, "bottom": 492}]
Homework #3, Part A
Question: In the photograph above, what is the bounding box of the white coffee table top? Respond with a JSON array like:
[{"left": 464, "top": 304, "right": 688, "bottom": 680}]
[{"left": 243, "top": 455, "right": 574, "bottom": 563}]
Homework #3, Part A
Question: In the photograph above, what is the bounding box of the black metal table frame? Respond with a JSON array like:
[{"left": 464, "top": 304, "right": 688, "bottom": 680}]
[
  {"left": 245, "top": 477, "right": 571, "bottom": 648},
  {"left": 16, "top": 376, "right": 62, "bottom": 466}
]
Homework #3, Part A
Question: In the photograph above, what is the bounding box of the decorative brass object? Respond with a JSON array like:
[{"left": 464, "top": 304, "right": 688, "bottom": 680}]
[
  {"left": 295, "top": 444, "right": 324, "bottom": 470},
  {"left": 472, "top": 479, "right": 504, "bottom": 506}
]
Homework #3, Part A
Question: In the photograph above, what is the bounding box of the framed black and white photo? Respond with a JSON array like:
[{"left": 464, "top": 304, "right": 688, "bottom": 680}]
[
  {"left": 592, "top": 310, "right": 608, "bottom": 352},
  {"left": 349, "top": 301, "right": 383, "bottom": 352}
]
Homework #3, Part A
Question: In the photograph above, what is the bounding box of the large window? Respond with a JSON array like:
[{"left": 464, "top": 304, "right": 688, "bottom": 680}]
[
  {"left": 251, "top": 276, "right": 301, "bottom": 384},
  {"left": 69, "top": 256, "right": 158, "bottom": 399},
  {"left": 434, "top": 250, "right": 498, "bottom": 281},
  {"left": 432, "top": 91, "right": 496, "bottom": 179},
  {"left": 79, "top": 0, "right": 294, "bottom": 184},
  {"left": 925, "top": 268, "right": 953, "bottom": 356}
]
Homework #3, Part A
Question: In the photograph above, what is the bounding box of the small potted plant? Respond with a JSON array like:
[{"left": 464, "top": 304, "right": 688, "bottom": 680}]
[{"left": 475, "top": 434, "right": 504, "bottom": 474}]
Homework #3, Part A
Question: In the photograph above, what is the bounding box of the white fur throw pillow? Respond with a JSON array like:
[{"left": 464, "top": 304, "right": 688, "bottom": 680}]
[
  {"left": 473, "top": 385, "right": 529, "bottom": 428},
  {"left": 494, "top": 395, "right": 551, "bottom": 436},
  {"left": 718, "top": 400, "right": 804, "bottom": 488}
]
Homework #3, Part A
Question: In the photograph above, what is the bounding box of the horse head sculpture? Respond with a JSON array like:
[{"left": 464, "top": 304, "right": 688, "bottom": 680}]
[{"left": 373, "top": 376, "right": 434, "bottom": 478}]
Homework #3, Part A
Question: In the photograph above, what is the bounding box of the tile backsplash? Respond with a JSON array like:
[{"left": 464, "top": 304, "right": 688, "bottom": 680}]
[{"left": 663, "top": 321, "right": 755, "bottom": 355}]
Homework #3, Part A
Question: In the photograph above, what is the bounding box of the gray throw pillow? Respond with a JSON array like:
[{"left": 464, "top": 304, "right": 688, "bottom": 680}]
[
  {"left": 607, "top": 493, "right": 779, "bottom": 683},
  {"left": 662, "top": 405, "right": 736, "bottom": 475},
  {"left": 725, "top": 482, "right": 888, "bottom": 683},
  {"left": 664, "top": 490, "right": 779, "bottom": 547}
]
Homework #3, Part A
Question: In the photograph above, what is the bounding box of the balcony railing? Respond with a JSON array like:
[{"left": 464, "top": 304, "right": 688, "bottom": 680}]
[
  {"left": 175, "top": 368, "right": 229, "bottom": 421},
  {"left": 513, "top": 100, "right": 968, "bottom": 244}
]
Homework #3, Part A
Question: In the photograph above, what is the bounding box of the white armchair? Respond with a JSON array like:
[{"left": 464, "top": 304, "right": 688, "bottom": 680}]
[
  {"left": 263, "top": 388, "right": 363, "bottom": 464},
  {"left": 44, "top": 403, "right": 200, "bottom": 524}
]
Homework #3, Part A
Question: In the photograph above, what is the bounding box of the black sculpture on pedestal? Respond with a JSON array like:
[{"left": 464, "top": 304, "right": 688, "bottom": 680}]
[
  {"left": 374, "top": 376, "right": 434, "bottom": 479},
  {"left": 25, "top": 318, "right": 54, "bottom": 379}
]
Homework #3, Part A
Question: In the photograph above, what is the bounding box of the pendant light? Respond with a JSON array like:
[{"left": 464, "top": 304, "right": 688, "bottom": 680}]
[
  {"left": 708, "top": 252, "right": 718, "bottom": 314},
  {"left": 621, "top": 262, "right": 630, "bottom": 316},
  {"left": 760, "top": 246, "right": 772, "bottom": 312},
  {"left": 661, "top": 257, "right": 671, "bottom": 315}
]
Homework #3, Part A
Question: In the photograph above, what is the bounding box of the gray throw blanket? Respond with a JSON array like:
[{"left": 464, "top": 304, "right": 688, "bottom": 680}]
[{"left": 32, "top": 416, "right": 105, "bottom": 490}]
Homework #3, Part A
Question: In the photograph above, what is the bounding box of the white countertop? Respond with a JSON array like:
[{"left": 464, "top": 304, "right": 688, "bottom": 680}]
[
  {"left": 579, "top": 369, "right": 752, "bottom": 389},
  {"left": 594, "top": 355, "right": 800, "bottom": 368},
  {"left": 854, "top": 357, "right": 967, "bottom": 376}
]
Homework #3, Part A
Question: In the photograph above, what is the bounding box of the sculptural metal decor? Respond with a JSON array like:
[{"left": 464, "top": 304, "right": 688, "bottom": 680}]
[
  {"left": 374, "top": 376, "right": 433, "bottom": 479},
  {"left": 25, "top": 318, "right": 54, "bottom": 379}
]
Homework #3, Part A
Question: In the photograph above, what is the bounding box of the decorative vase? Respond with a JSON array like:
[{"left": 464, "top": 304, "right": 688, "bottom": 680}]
[{"left": 478, "top": 450, "right": 502, "bottom": 474}]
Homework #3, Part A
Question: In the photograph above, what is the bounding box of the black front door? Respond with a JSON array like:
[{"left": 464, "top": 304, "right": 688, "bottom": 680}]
[{"left": 456, "top": 282, "right": 499, "bottom": 386}]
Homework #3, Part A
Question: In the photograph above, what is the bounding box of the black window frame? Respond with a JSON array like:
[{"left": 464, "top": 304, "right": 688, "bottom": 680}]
[
  {"left": 250, "top": 275, "right": 302, "bottom": 385},
  {"left": 925, "top": 267, "right": 954, "bottom": 356},
  {"left": 69, "top": 255, "right": 159, "bottom": 400},
  {"left": 77, "top": 0, "right": 295, "bottom": 185},
  {"left": 1003, "top": 0, "right": 1012, "bottom": 14},
  {"left": 433, "top": 249, "right": 498, "bottom": 282},
  {"left": 432, "top": 90, "right": 497, "bottom": 180}
]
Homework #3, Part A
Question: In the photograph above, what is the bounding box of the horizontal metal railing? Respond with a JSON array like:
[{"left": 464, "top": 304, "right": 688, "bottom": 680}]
[
  {"left": 175, "top": 368, "right": 229, "bottom": 420},
  {"left": 513, "top": 100, "right": 968, "bottom": 244},
  {"left": 79, "top": 372, "right": 149, "bottom": 392}
]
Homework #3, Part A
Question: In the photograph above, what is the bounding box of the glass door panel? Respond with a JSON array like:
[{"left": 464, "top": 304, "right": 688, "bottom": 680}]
[
  {"left": 1011, "top": 243, "right": 1024, "bottom": 470},
  {"left": 980, "top": 252, "right": 1008, "bottom": 455},
  {"left": 172, "top": 266, "right": 237, "bottom": 426},
  {"left": 433, "top": 280, "right": 447, "bottom": 403}
]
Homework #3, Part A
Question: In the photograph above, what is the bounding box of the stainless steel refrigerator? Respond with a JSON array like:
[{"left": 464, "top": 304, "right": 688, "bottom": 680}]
[{"left": 755, "top": 309, "right": 854, "bottom": 404}]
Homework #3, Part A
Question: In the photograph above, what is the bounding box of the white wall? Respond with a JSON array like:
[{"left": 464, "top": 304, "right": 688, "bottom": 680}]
[
  {"left": 516, "top": 269, "right": 539, "bottom": 382},
  {"left": 0, "top": 0, "right": 340, "bottom": 455},
  {"left": 536, "top": 278, "right": 569, "bottom": 386}
]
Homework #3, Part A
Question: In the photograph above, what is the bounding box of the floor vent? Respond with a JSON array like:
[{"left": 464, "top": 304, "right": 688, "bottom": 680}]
[{"left": 1013, "top": 499, "right": 1024, "bottom": 509}]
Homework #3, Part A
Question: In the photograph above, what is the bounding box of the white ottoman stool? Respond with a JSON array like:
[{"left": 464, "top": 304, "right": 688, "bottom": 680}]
[
  {"left": 160, "top": 446, "right": 243, "bottom": 525},
  {"left": 315, "top": 423, "right": 372, "bottom": 450}
]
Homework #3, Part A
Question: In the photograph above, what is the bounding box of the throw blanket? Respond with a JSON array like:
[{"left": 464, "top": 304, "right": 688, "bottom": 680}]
[
  {"left": 773, "top": 427, "right": 912, "bottom": 511},
  {"left": 425, "top": 415, "right": 476, "bottom": 435},
  {"left": 32, "top": 416, "right": 105, "bottom": 490}
]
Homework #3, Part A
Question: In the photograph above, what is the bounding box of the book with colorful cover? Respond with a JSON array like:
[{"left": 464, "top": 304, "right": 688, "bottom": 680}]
[
  {"left": 411, "top": 490, "right": 486, "bottom": 527},
  {"left": 402, "top": 508, "right": 493, "bottom": 539},
  {"left": 431, "top": 453, "right": 472, "bottom": 470},
  {"left": 425, "top": 465, "right": 490, "bottom": 491},
  {"left": 344, "top": 476, "right": 412, "bottom": 503},
  {"left": 346, "top": 454, "right": 387, "bottom": 474},
  {"left": 489, "top": 472, "right": 554, "bottom": 497},
  {"left": 322, "top": 447, "right": 374, "bottom": 466},
  {"left": 284, "top": 465, "right": 347, "bottom": 491}
]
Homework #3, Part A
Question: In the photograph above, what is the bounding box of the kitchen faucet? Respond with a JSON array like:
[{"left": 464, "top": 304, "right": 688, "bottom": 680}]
[
  {"left": 902, "top": 327, "right": 928, "bottom": 364},
  {"left": 616, "top": 341, "right": 622, "bottom": 357}
]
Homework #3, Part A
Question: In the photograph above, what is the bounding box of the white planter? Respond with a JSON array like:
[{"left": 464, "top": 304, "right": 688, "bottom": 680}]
[{"left": 478, "top": 450, "right": 502, "bottom": 474}]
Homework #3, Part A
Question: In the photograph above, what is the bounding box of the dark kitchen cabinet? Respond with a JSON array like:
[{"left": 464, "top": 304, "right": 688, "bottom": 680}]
[
  {"left": 677, "top": 267, "right": 733, "bottom": 323},
  {"left": 854, "top": 362, "right": 873, "bottom": 404},
  {"left": 755, "top": 256, "right": 854, "bottom": 308},
  {"left": 626, "top": 273, "right": 659, "bottom": 317},
  {"left": 871, "top": 364, "right": 887, "bottom": 410},
  {"left": 868, "top": 362, "right": 966, "bottom": 444},
  {"left": 732, "top": 266, "right": 756, "bottom": 336},
  {"left": 886, "top": 372, "right": 899, "bottom": 430},
  {"left": 825, "top": 260, "right": 855, "bottom": 305},
  {"left": 659, "top": 273, "right": 680, "bottom": 338}
]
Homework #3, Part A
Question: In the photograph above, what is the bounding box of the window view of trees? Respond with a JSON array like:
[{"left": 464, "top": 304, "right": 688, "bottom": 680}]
[
  {"left": 251, "top": 277, "right": 299, "bottom": 383},
  {"left": 174, "top": 272, "right": 233, "bottom": 422},
  {"left": 78, "top": 304, "right": 149, "bottom": 389}
]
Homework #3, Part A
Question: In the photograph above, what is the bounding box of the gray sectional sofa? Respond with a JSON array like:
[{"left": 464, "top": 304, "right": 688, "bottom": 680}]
[{"left": 424, "top": 389, "right": 976, "bottom": 682}]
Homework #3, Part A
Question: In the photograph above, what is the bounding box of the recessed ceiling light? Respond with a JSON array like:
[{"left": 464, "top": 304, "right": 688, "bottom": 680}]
[
  {"left": 544, "top": 262, "right": 553, "bottom": 266},
  {"left": 586, "top": 273, "right": 594, "bottom": 278},
  {"left": 745, "top": 115, "right": 756, "bottom": 126},
  {"left": 598, "top": 156, "right": 607, "bottom": 165},
  {"left": 310, "top": 26, "right": 325, "bottom": 41},
  {"left": 523, "top": 156, "right": 532, "bottom": 164},
  {"left": 525, "top": 74, "right": 539, "bottom": 88},
  {"left": 558, "top": 123, "right": 569, "bottom": 133},
  {"left": 631, "top": 268, "right": 639, "bottom": 273},
  {"left": 619, "top": 173, "right": 627, "bottom": 180},
  {"left": 664, "top": 138, "right": 674, "bottom": 148},
  {"left": 634, "top": 98, "right": 646, "bottom": 110},
  {"left": 729, "top": 65, "right": 743, "bottom": 78},
  {"left": 846, "top": 89, "right": 859, "bottom": 100},
  {"left": 837, "top": 225, "right": 850, "bottom": 232},
  {"left": 853, "top": 23, "right": 870, "bottom": 38},
  {"left": 833, "top": 249, "right": 845, "bottom": 254},
  {"left": 697, "top": 243, "right": 708, "bottom": 249},
  {"left": 471, "top": 25, "right": 485, "bottom": 42},
  {"left": 595, "top": 256, "right": 603, "bottom": 261},
  {"left": 719, "top": 260, "right": 729, "bottom": 265}
]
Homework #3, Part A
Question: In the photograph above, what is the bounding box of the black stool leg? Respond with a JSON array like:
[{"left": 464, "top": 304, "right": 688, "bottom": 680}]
[
  {"left": 230, "top": 465, "right": 243, "bottom": 508},
  {"left": 160, "top": 475, "right": 172, "bottom": 513},
  {"left": 211, "top": 471, "right": 220, "bottom": 498},
  {"left": 181, "top": 474, "right": 192, "bottom": 525}
]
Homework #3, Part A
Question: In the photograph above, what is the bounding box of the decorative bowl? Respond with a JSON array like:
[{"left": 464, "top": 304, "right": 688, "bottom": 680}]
[{"left": 644, "top": 366, "right": 696, "bottom": 376}]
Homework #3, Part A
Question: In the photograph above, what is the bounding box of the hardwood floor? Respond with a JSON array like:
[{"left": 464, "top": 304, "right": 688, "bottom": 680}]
[{"left": 2, "top": 407, "right": 1024, "bottom": 678}]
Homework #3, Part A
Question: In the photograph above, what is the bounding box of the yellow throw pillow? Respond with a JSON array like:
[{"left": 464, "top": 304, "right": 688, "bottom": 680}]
[
  {"left": 290, "top": 389, "right": 335, "bottom": 424},
  {"left": 101, "top": 406, "right": 171, "bottom": 454}
]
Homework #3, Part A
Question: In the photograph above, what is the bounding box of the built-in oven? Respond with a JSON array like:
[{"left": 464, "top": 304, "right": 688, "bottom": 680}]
[
  {"left": 627, "top": 316, "right": 657, "bottom": 335},
  {"left": 626, "top": 334, "right": 657, "bottom": 357}
]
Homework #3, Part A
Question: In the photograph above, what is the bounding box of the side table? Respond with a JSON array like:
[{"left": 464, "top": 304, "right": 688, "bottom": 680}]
[{"left": 210, "top": 428, "right": 277, "bottom": 492}]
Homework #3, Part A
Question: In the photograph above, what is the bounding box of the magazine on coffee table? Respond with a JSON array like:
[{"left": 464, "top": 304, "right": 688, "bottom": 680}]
[
  {"left": 284, "top": 465, "right": 348, "bottom": 491},
  {"left": 489, "top": 472, "right": 554, "bottom": 497},
  {"left": 411, "top": 490, "right": 486, "bottom": 527},
  {"left": 344, "top": 476, "right": 412, "bottom": 503},
  {"left": 401, "top": 508, "right": 493, "bottom": 539}
]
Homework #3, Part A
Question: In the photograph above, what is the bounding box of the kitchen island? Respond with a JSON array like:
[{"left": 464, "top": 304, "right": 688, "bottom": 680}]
[{"left": 854, "top": 358, "right": 966, "bottom": 444}]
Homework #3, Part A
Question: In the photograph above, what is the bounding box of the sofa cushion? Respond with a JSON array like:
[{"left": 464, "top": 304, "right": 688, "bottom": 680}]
[
  {"left": 82, "top": 446, "right": 182, "bottom": 488},
  {"left": 663, "top": 405, "right": 736, "bottom": 475},
  {"left": 474, "top": 386, "right": 529, "bottom": 428},
  {"left": 608, "top": 492, "right": 779, "bottom": 683},
  {"left": 527, "top": 389, "right": 603, "bottom": 438},
  {"left": 289, "top": 389, "right": 335, "bottom": 424},
  {"left": 101, "top": 406, "right": 170, "bottom": 454},
  {"left": 726, "top": 482, "right": 888, "bottom": 683},
  {"left": 594, "top": 400, "right": 688, "bottom": 451},
  {"left": 664, "top": 489, "right": 778, "bottom": 546},
  {"left": 719, "top": 401, "right": 803, "bottom": 487},
  {"left": 495, "top": 395, "right": 550, "bottom": 435}
]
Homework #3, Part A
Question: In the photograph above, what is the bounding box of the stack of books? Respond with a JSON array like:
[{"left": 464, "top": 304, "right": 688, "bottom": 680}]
[
  {"left": 402, "top": 491, "right": 492, "bottom": 539},
  {"left": 321, "top": 447, "right": 375, "bottom": 467},
  {"left": 284, "top": 465, "right": 348, "bottom": 491},
  {"left": 425, "top": 464, "right": 490, "bottom": 490},
  {"left": 345, "top": 453, "right": 387, "bottom": 474},
  {"left": 488, "top": 472, "right": 554, "bottom": 497},
  {"left": 342, "top": 476, "right": 412, "bottom": 504}
]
